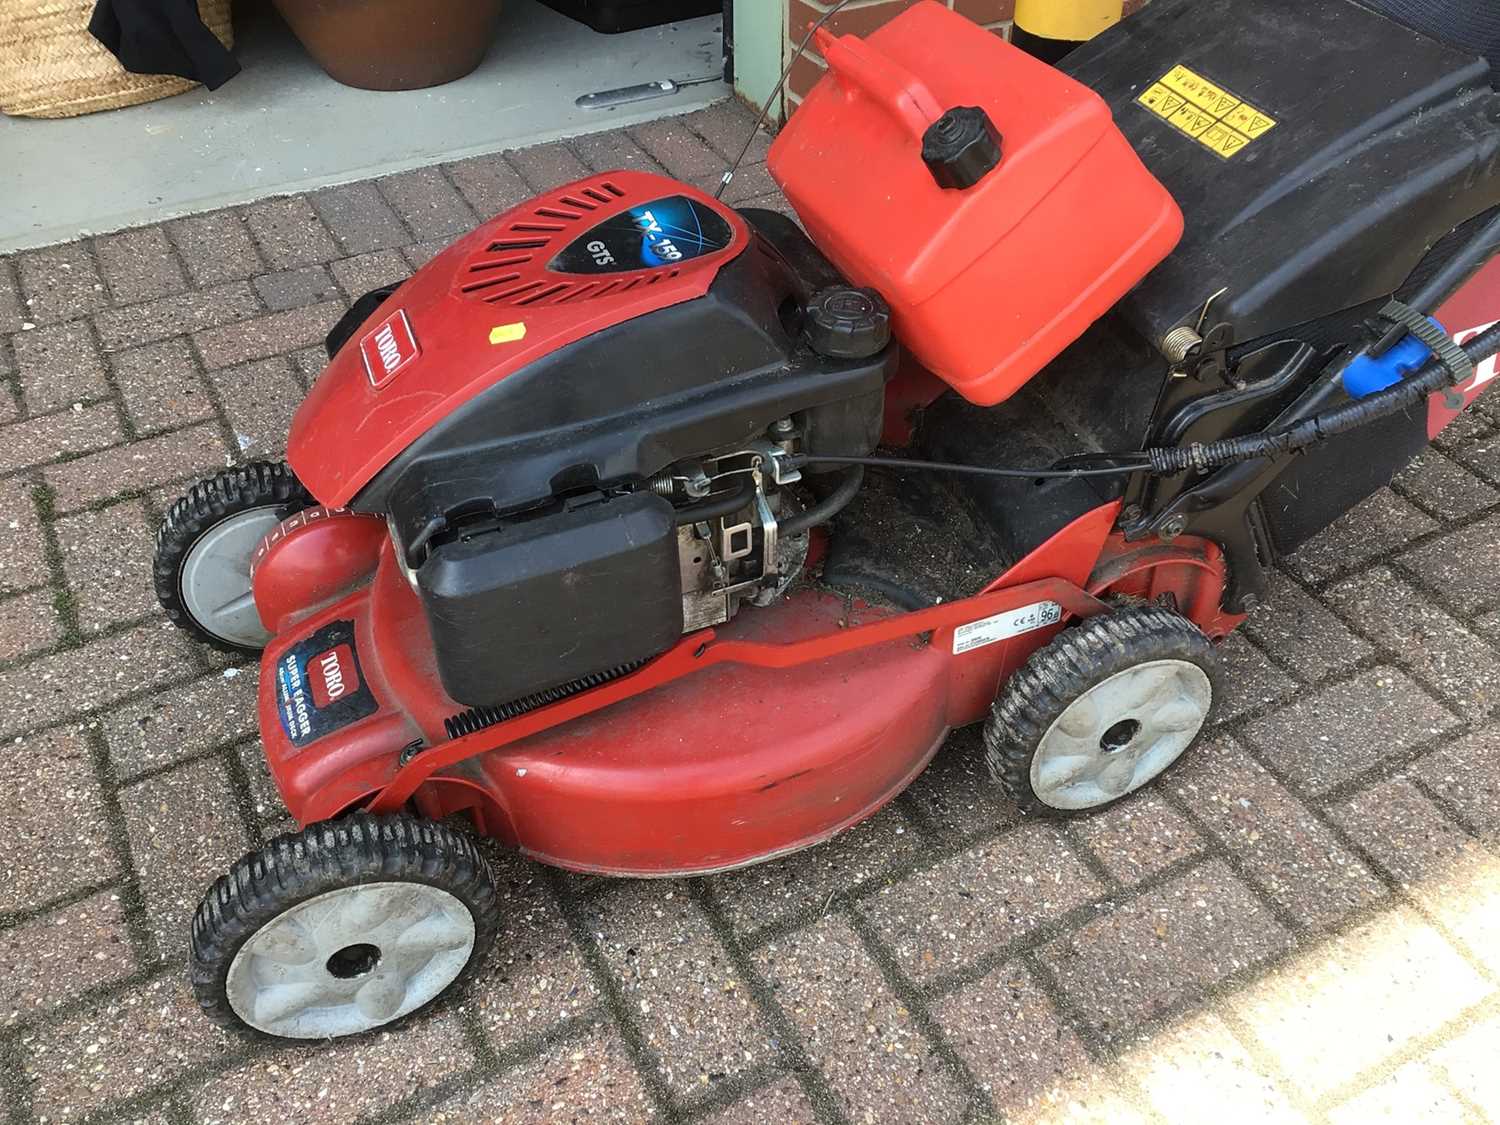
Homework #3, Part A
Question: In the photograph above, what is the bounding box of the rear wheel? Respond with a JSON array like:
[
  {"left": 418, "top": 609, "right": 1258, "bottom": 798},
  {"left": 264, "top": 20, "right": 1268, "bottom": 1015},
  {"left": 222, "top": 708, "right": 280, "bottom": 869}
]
[
  {"left": 190, "top": 814, "right": 500, "bottom": 1041},
  {"left": 153, "top": 461, "right": 312, "bottom": 653},
  {"left": 985, "top": 606, "right": 1219, "bottom": 814}
]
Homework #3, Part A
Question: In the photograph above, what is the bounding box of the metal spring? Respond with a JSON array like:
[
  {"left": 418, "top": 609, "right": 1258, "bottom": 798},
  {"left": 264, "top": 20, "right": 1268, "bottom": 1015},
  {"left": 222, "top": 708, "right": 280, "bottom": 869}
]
[
  {"left": 648, "top": 475, "right": 676, "bottom": 497},
  {"left": 443, "top": 660, "right": 649, "bottom": 740}
]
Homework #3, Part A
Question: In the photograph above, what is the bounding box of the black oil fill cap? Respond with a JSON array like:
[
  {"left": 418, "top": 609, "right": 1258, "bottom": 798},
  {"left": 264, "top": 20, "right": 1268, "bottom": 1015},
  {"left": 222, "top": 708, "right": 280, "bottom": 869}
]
[
  {"left": 922, "top": 106, "right": 1004, "bottom": 190},
  {"left": 804, "top": 287, "right": 892, "bottom": 359}
]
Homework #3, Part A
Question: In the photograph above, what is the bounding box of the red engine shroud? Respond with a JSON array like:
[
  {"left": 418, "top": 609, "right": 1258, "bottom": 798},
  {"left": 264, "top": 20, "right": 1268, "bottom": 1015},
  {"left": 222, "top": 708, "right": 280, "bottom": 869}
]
[{"left": 287, "top": 170, "right": 751, "bottom": 509}]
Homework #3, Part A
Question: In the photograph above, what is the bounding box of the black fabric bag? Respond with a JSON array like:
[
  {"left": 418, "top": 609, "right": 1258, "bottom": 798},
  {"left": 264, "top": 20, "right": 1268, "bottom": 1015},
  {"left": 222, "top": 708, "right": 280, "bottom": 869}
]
[
  {"left": 89, "top": 0, "right": 239, "bottom": 90},
  {"left": 1360, "top": 0, "right": 1500, "bottom": 79}
]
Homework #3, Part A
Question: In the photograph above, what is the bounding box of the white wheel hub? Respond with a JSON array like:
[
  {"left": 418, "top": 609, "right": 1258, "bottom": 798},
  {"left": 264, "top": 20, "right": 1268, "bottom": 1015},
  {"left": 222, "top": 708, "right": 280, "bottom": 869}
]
[
  {"left": 179, "top": 507, "right": 283, "bottom": 648},
  {"left": 1030, "top": 659, "right": 1211, "bottom": 811},
  {"left": 225, "top": 882, "right": 476, "bottom": 1038}
]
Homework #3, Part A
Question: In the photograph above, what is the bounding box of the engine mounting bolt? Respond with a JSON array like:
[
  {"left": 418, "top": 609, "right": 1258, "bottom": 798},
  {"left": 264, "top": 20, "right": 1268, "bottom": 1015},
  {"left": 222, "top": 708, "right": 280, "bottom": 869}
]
[
  {"left": 1121, "top": 504, "right": 1143, "bottom": 523},
  {"left": 1159, "top": 514, "right": 1188, "bottom": 539},
  {"left": 770, "top": 417, "right": 796, "bottom": 436}
]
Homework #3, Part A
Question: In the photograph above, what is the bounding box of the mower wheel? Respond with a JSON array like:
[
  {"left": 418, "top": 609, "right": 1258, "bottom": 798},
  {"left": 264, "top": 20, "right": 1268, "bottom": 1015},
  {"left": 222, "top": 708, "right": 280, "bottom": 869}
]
[
  {"left": 984, "top": 606, "right": 1220, "bottom": 815},
  {"left": 153, "top": 461, "right": 312, "bottom": 653},
  {"left": 190, "top": 813, "right": 500, "bottom": 1041}
]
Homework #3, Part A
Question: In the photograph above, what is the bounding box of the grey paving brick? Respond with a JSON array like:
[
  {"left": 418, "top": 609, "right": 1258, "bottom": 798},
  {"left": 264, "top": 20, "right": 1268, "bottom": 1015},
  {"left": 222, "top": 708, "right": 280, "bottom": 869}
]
[
  {"left": 56, "top": 498, "right": 158, "bottom": 633},
  {"left": 242, "top": 195, "right": 340, "bottom": 268},
  {"left": 631, "top": 117, "right": 728, "bottom": 182},
  {"left": 111, "top": 336, "right": 214, "bottom": 433},
  {"left": 1243, "top": 666, "right": 1459, "bottom": 795},
  {"left": 329, "top": 248, "right": 409, "bottom": 300},
  {"left": 1326, "top": 565, "right": 1500, "bottom": 719},
  {"left": 120, "top": 757, "right": 250, "bottom": 960},
  {"left": 1122, "top": 1010, "right": 1303, "bottom": 1123},
  {"left": 12, "top": 319, "right": 108, "bottom": 412},
  {"left": 44, "top": 421, "right": 226, "bottom": 512},
  {"left": 1332, "top": 776, "right": 1499, "bottom": 955},
  {"left": 1430, "top": 1012, "right": 1500, "bottom": 1122},
  {"left": 166, "top": 209, "right": 265, "bottom": 286},
  {"left": 288, "top": 343, "right": 328, "bottom": 389},
  {"left": 1394, "top": 448, "right": 1500, "bottom": 520},
  {"left": 93, "top": 281, "right": 260, "bottom": 352},
  {"left": 444, "top": 153, "right": 533, "bottom": 219},
  {"left": 712, "top": 162, "right": 782, "bottom": 206},
  {"left": 235, "top": 738, "right": 285, "bottom": 827},
  {"left": 427, "top": 1024, "right": 652, "bottom": 1124},
  {"left": 506, "top": 141, "right": 591, "bottom": 192},
  {"left": 1037, "top": 859, "right": 1293, "bottom": 1046},
  {"left": 710, "top": 802, "right": 923, "bottom": 935},
  {"left": 0, "top": 889, "right": 134, "bottom": 1025},
  {"left": 1281, "top": 489, "right": 1438, "bottom": 584},
  {"left": 857, "top": 823, "right": 1102, "bottom": 984},
  {"left": 588, "top": 880, "right": 768, "bottom": 1094},
  {"left": 701, "top": 1076, "right": 817, "bottom": 1125},
  {"left": 1431, "top": 404, "right": 1494, "bottom": 452},
  {"left": 0, "top": 477, "right": 50, "bottom": 595},
  {"left": 0, "top": 401, "right": 122, "bottom": 474},
  {"left": 1, "top": 726, "right": 117, "bottom": 912},
  {"left": 93, "top": 226, "right": 187, "bottom": 305},
  {"left": 1408, "top": 728, "right": 1500, "bottom": 838},
  {"left": 1397, "top": 511, "right": 1500, "bottom": 615},
  {"left": 679, "top": 101, "right": 772, "bottom": 164},
  {"left": 1211, "top": 633, "right": 1297, "bottom": 723},
  {"left": 1072, "top": 790, "right": 1203, "bottom": 885},
  {"left": 378, "top": 166, "right": 477, "bottom": 242},
  {"left": 0, "top": 377, "right": 18, "bottom": 422},
  {"left": 0, "top": 589, "right": 61, "bottom": 663},
  {"left": 0, "top": 622, "right": 199, "bottom": 739},
  {"left": 1449, "top": 425, "right": 1500, "bottom": 482},
  {"left": 1241, "top": 571, "right": 1372, "bottom": 682},
  {"left": 569, "top": 129, "right": 663, "bottom": 175},
  {"left": 402, "top": 239, "right": 450, "bottom": 269},
  {"left": 0, "top": 255, "right": 24, "bottom": 333},
  {"left": 102, "top": 669, "right": 258, "bottom": 778},
  {"left": 209, "top": 356, "right": 302, "bottom": 458},
  {"left": 931, "top": 960, "right": 1093, "bottom": 1122},
  {"left": 1327, "top": 1057, "right": 1472, "bottom": 1125},
  {"left": 1226, "top": 905, "right": 1488, "bottom": 1103},
  {"left": 1170, "top": 735, "right": 1385, "bottom": 931},
  {"left": 251, "top": 264, "right": 340, "bottom": 311},
  {"left": 192, "top": 1010, "right": 472, "bottom": 1124},
  {"left": 193, "top": 300, "right": 344, "bottom": 370},
  {"left": 754, "top": 914, "right": 970, "bottom": 1123},
  {"left": 22, "top": 975, "right": 232, "bottom": 1118},
  {"left": 465, "top": 847, "right": 597, "bottom": 1051},
  {"left": 900, "top": 727, "right": 1021, "bottom": 842},
  {"left": 15, "top": 242, "right": 108, "bottom": 325},
  {"left": 310, "top": 180, "right": 411, "bottom": 254}
]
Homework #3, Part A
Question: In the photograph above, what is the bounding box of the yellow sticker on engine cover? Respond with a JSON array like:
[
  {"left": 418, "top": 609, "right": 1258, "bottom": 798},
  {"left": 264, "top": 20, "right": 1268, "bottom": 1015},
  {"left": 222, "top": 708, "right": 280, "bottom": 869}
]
[{"left": 1137, "top": 64, "right": 1277, "bottom": 159}]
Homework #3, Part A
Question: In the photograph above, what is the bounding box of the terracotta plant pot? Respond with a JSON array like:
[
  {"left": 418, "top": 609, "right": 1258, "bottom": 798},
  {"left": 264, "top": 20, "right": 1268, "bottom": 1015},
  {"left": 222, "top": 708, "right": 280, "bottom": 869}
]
[{"left": 273, "top": 0, "right": 505, "bottom": 91}]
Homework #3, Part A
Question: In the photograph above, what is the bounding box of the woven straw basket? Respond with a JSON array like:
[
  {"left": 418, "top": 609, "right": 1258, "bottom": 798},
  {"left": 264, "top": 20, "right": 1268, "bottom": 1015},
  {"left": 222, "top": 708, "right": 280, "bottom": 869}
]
[{"left": 0, "top": 0, "right": 233, "bottom": 119}]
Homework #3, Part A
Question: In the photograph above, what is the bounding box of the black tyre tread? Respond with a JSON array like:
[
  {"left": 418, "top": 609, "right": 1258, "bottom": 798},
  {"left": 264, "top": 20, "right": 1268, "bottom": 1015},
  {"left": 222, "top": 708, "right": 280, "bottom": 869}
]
[
  {"left": 189, "top": 813, "right": 500, "bottom": 1040},
  {"left": 153, "top": 461, "right": 312, "bottom": 653},
  {"left": 983, "top": 605, "right": 1220, "bottom": 816}
]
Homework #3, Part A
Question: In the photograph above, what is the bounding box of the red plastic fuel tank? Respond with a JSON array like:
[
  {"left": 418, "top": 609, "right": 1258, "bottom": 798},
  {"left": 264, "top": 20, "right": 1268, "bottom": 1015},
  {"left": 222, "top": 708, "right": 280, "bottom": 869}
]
[{"left": 768, "top": 0, "right": 1183, "bottom": 406}]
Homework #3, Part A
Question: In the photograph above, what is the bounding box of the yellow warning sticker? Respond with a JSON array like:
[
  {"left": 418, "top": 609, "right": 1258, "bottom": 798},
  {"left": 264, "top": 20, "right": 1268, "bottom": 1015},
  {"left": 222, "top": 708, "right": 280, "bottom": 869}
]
[{"left": 1137, "top": 64, "right": 1277, "bottom": 159}]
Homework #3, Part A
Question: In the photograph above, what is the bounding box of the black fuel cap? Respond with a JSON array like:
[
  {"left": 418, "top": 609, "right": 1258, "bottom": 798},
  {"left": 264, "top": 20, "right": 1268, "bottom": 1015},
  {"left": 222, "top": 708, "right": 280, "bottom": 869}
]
[
  {"left": 922, "top": 106, "right": 1003, "bottom": 190},
  {"left": 804, "top": 287, "right": 892, "bottom": 359}
]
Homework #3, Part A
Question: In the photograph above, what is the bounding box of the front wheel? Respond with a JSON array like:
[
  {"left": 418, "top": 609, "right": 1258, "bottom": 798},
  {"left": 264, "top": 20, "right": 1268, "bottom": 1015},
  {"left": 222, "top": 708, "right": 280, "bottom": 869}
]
[
  {"left": 190, "top": 814, "right": 500, "bottom": 1041},
  {"left": 153, "top": 461, "right": 312, "bottom": 652},
  {"left": 985, "top": 605, "right": 1219, "bottom": 814}
]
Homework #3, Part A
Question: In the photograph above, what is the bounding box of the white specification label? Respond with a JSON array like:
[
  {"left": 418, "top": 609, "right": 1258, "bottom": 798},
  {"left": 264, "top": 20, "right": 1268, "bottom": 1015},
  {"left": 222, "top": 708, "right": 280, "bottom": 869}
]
[{"left": 952, "top": 600, "right": 1063, "bottom": 655}]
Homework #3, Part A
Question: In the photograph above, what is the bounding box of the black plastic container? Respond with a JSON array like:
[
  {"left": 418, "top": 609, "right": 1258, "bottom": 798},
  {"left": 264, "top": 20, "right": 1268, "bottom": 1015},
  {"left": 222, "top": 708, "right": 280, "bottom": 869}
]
[{"left": 538, "top": 0, "right": 720, "bottom": 34}]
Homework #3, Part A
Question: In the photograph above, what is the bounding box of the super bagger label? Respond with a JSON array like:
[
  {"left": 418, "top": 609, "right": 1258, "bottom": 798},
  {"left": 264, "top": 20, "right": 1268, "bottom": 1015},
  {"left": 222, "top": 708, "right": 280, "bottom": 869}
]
[
  {"left": 1138, "top": 64, "right": 1277, "bottom": 159},
  {"left": 275, "top": 620, "right": 378, "bottom": 747}
]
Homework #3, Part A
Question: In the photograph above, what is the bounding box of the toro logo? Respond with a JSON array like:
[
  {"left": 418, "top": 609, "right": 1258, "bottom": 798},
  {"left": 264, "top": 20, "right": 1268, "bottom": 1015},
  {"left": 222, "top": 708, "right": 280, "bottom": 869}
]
[
  {"left": 310, "top": 643, "right": 360, "bottom": 708},
  {"left": 359, "top": 309, "right": 419, "bottom": 389}
]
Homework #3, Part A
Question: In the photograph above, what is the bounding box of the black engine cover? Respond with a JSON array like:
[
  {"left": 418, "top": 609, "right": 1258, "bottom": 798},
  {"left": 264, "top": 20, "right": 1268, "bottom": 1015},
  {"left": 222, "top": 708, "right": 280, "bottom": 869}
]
[{"left": 358, "top": 212, "right": 895, "bottom": 556}]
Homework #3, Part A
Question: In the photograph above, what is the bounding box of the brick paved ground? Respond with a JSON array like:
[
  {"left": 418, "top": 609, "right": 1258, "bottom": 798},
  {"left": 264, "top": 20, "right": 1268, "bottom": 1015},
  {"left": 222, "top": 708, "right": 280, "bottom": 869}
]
[{"left": 2, "top": 99, "right": 1499, "bottom": 1124}]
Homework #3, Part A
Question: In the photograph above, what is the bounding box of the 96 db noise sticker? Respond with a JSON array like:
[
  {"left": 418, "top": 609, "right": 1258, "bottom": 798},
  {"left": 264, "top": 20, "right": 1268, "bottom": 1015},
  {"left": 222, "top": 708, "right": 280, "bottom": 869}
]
[{"left": 953, "top": 601, "right": 1063, "bottom": 655}]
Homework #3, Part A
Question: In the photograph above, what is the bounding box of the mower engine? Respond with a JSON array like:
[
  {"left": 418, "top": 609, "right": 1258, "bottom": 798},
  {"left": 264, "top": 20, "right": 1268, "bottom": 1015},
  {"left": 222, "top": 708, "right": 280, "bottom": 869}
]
[{"left": 291, "top": 175, "right": 896, "bottom": 709}]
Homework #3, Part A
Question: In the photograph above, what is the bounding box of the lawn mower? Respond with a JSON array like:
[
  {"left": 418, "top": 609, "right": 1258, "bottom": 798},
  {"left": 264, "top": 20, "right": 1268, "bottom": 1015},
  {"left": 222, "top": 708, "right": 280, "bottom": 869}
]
[{"left": 153, "top": 0, "right": 1500, "bottom": 1041}]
